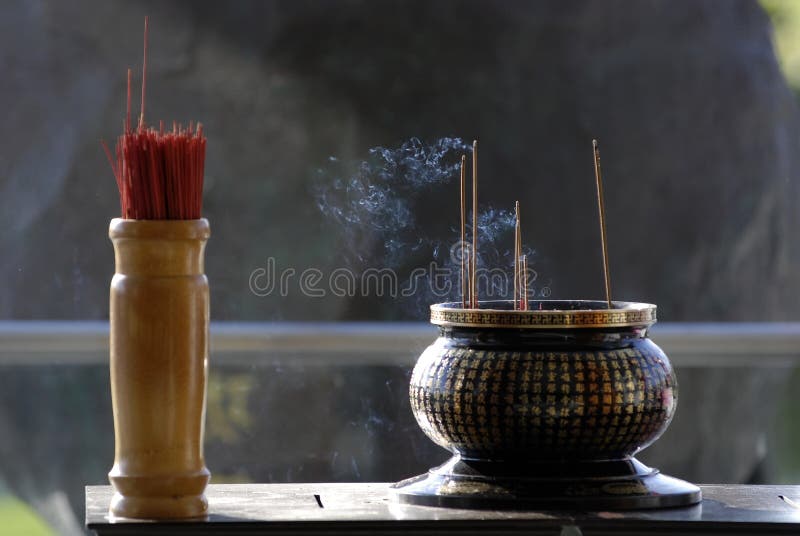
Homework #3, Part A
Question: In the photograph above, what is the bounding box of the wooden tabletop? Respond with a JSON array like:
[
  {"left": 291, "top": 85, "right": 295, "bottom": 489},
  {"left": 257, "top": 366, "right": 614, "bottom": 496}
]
[{"left": 86, "top": 483, "right": 800, "bottom": 535}]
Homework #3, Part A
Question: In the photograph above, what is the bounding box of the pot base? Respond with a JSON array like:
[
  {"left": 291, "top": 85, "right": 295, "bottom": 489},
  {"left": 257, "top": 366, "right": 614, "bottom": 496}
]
[{"left": 391, "top": 456, "right": 701, "bottom": 510}]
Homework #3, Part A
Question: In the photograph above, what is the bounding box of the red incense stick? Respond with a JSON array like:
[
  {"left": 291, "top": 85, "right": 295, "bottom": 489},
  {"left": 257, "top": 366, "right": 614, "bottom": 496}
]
[{"left": 102, "top": 17, "right": 206, "bottom": 220}]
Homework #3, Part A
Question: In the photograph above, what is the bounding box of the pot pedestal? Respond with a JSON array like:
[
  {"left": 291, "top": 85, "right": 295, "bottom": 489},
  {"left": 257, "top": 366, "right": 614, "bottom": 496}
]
[{"left": 392, "top": 456, "right": 700, "bottom": 510}]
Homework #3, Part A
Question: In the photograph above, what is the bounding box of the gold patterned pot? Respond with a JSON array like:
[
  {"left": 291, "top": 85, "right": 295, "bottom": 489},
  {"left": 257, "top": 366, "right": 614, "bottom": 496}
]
[{"left": 391, "top": 300, "right": 701, "bottom": 510}]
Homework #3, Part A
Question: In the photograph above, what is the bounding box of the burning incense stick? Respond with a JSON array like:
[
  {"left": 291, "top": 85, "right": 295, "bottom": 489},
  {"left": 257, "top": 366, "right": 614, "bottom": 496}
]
[
  {"left": 514, "top": 201, "right": 521, "bottom": 310},
  {"left": 522, "top": 254, "right": 529, "bottom": 311},
  {"left": 103, "top": 18, "right": 207, "bottom": 220},
  {"left": 460, "top": 154, "right": 468, "bottom": 308},
  {"left": 471, "top": 140, "right": 478, "bottom": 308},
  {"left": 592, "top": 139, "right": 612, "bottom": 309}
]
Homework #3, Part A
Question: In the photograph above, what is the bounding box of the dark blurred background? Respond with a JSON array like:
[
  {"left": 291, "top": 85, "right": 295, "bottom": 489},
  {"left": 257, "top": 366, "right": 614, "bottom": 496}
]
[
  {"left": 3, "top": 0, "right": 800, "bottom": 533},
  {"left": 4, "top": 0, "right": 800, "bottom": 322}
]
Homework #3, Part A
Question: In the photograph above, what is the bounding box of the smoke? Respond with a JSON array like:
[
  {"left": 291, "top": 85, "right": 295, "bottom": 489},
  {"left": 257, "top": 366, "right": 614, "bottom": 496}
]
[
  {"left": 314, "top": 137, "right": 549, "bottom": 316},
  {"left": 315, "top": 137, "right": 469, "bottom": 266}
]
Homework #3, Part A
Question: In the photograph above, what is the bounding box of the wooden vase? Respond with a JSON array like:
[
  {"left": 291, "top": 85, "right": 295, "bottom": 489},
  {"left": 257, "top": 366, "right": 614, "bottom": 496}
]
[{"left": 108, "top": 218, "right": 211, "bottom": 519}]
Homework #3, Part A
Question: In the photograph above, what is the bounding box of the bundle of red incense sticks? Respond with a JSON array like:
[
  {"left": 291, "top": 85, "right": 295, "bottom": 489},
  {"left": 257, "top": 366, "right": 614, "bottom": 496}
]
[{"left": 103, "top": 18, "right": 206, "bottom": 220}]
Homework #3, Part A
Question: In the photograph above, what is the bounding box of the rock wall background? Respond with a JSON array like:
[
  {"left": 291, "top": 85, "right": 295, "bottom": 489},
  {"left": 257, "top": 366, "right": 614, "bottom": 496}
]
[
  {"left": 1, "top": 0, "right": 798, "bottom": 533},
  {"left": 3, "top": 0, "right": 800, "bottom": 322}
]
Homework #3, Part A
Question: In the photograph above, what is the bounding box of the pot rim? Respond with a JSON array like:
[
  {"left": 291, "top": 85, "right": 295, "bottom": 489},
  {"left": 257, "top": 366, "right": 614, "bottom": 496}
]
[{"left": 430, "top": 300, "right": 656, "bottom": 329}]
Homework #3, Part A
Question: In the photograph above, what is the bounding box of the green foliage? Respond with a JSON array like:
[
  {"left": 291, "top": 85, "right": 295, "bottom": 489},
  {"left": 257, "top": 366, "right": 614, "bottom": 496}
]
[
  {"left": 0, "top": 495, "right": 53, "bottom": 536},
  {"left": 771, "top": 367, "right": 800, "bottom": 483},
  {"left": 207, "top": 373, "right": 255, "bottom": 445},
  {"left": 761, "top": 0, "right": 800, "bottom": 91}
]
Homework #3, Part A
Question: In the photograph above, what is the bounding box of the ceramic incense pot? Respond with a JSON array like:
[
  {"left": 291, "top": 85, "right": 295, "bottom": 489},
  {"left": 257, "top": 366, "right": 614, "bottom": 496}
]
[
  {"left": 108, "top": 218, "right": 211, "bottom": 519},
  {"left": 391, "top": 300, "right": 701, "bottom": 509}
]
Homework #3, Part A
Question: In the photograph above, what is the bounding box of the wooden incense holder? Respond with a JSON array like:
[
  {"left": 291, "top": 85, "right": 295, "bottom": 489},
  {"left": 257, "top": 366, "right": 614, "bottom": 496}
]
[
  {"left": 108, "top": 218, "right": 211, "bottom": 519},
  {"left": 392, "top": 299, "right": 701, "bottom": 510}
]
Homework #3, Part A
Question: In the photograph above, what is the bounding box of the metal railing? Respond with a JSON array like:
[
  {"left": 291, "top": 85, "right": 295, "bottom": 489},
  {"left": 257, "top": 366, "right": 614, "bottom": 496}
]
[{"left": 1, "top": 321, "right": 799, "bottom": 367}]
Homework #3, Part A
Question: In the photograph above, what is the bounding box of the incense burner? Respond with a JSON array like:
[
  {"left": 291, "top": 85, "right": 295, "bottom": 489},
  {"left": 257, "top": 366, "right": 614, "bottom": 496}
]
[{"left": 391, "top": 300, "right": 701, "bottom": 510}]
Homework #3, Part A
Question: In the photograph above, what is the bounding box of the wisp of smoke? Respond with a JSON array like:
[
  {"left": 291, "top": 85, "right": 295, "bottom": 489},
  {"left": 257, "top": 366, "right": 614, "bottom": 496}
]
[{"left": 314, "top": 137, "right": 547, "bottom": 316}]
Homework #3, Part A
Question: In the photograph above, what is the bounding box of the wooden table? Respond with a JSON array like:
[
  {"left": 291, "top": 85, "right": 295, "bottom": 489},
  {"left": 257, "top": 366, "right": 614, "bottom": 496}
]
[{"left": 86, "top": 483, "right": 800, "bottom": 535}]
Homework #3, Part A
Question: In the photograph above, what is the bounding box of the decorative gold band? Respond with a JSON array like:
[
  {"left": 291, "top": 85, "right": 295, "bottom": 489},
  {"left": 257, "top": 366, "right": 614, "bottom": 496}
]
[{"left": 430, "top": 301, "right": 657, "bottom": 329}]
